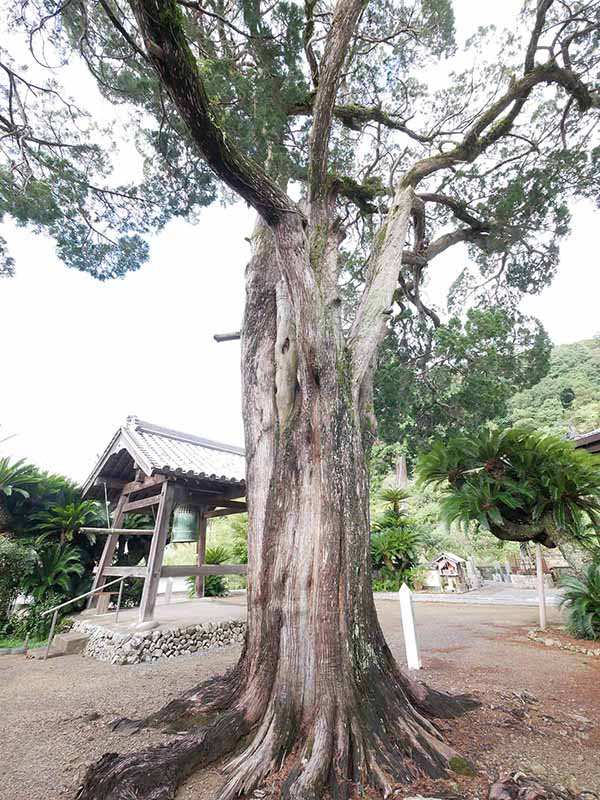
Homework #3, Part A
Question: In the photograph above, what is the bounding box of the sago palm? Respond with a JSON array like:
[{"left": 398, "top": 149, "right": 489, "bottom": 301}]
[
  {"left": 0, "top": 457, "right": 38, "bottom": 533},
  {"left": 186, "top": 545, "right": 231, "bottom": 597},
  {"left": 560, "top": 560, "right": 600, "bottom": 640},
  {"left": 21, "top": 544, "right": 84, "bottom": 602},
  {"left": 33, "top": 500, "right": 102, "bottom": 545},
  {"left": 417, "top": 427, "right": 600, "bottom": 574}
]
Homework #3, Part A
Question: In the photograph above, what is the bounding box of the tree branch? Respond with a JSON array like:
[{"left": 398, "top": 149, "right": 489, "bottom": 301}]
[
  {"left": 126, "top": 0, "right": 295, "bottom": 224},
  {"left": 349, "top": 185, "right": 414, "bottom": 390},
  {"left": 303, "top": 0, "right": 320, "bottom": 88},
  {"left": 417, "top": 193, "right": 490, "bottom": 231},
  {"left": 308, "top": 0, "right": 366, "bottom": 201},
  {"left": 401, "top": 61, "right": 599, "bottom": 189},
  {"left": 290, "top": 97, "right": 431, "bottom": 143}
]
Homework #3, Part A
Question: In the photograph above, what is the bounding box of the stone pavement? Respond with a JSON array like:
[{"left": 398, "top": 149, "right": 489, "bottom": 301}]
[
  {"left": 376, "top": 581, "right": 562, "bottom": 607},
  {"left": 78, "top": 580, "right": 560, "bottom": 640},
  {"left": 76, "top": 592, "right": 247, "bottom": 634}
]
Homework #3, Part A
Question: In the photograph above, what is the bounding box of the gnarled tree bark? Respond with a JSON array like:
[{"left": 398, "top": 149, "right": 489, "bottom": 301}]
[{"left": 76, "top": 206, "right": 477, "bottom": 800}]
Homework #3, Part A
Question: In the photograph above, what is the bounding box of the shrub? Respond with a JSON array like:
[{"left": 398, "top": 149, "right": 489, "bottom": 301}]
[
  {"left": 560, "top": 559, "right": 600, "bottom": 640},
  {"left": 371, "top": 525, "right": 422, "bottom": 573},
  {"left": 229, "top": 515, "right": 248, "bottom": 564},
  {"left": 9, "top": 595, "right": 72, "bottom": 640},
  {"left": 0, "top": 537, "right": 36, "bottom": 628}
]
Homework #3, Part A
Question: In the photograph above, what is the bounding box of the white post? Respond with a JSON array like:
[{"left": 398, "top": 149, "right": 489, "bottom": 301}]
[
  {"left": 399, "top": 583, "right": 421, "bottom": 670},
  {"left": 164, "top": 578, "right": 173, "bottom": 605},
  {"left": 535, "top": 543, "right": 547, "bottom": 631}
]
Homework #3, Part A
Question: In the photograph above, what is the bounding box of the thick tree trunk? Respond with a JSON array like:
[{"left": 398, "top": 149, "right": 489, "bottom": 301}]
[{"left": 76, "top": 215, "right": 476, "bottom": 800}]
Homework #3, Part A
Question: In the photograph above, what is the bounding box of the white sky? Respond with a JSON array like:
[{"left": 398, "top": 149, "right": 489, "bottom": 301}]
[{"left": 1, "top": 0, "right": 598, "bottom": 481}]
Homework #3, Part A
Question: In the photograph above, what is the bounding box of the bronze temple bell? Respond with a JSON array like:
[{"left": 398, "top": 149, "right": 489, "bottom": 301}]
[{"left": 170, "top": 504, "right": 199, "bottom": 543}]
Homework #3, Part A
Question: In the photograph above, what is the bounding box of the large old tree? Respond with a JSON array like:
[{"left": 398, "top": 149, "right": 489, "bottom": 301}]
[{"left": 2, "top": 0, "right": 600, "bottom": 797}]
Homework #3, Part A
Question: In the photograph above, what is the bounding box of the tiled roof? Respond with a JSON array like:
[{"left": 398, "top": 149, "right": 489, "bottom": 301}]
[
  {"left": 125, "top": 417, "right": 245, "bottom": 483},
  {"left": 82, "top": 416, "right": 245, "bottom": 497},
  {"left": 430, "top": 551, "right": 466, "bottom": 565},
  {"left": 572, "top": 428, "right": 600, "bottom": 454}
]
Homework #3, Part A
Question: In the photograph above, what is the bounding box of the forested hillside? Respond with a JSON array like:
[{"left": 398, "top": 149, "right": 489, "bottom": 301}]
[{"left": 507, "top": 337, "right": 600, "bottom": 435}]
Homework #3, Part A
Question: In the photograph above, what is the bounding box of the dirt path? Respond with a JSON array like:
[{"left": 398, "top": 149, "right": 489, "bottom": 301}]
[{"left": 1, "top": 601, "right": 598, "bottom": 799}]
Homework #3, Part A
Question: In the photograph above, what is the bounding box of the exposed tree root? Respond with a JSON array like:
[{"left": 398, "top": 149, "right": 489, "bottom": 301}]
[
  {"left": 489, "top": 771, "right": 573, "bottom": 800},
  {"left": 110, "top": 660, "right": 246, "bottom": 734},
  {"left": 76, "top": 710, "right": 250, "bottom": 800},
  {"left": 76, "top": 663, "right": 478, "bottom": 800}
]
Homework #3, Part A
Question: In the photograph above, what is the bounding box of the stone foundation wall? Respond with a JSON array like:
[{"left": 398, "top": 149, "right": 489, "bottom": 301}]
[{"left": 72, "top": 619, "right": 246, "bottom": 665}]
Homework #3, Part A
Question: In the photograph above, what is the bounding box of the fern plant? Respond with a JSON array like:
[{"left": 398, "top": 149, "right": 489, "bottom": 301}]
[{"left": 560, "top": 560, "right": 600, "bottom": 640}]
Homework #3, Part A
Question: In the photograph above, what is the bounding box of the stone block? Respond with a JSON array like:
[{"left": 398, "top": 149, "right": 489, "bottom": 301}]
[{"left": 53, "top": 632, "right": 90, "bottom": 655}]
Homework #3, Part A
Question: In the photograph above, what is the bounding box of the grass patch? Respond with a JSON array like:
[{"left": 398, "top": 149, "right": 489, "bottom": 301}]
[
  {"left": 0, "top": 636, "right": 46, "bottom": 649},
  {"left": 449, "top": 756, "right": 477, "bottom": 776}
]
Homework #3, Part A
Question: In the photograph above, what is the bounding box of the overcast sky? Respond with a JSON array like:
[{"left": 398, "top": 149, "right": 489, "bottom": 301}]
[{"left": 1, "top": 0, "right": 599, "bottom": 482}]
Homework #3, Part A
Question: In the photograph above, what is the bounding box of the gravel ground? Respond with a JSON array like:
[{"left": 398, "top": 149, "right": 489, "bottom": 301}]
[{"left": 1, "top": 600, "right": 598, "bottom": 800}]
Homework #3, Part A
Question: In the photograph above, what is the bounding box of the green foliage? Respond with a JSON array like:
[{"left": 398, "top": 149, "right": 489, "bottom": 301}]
[
  {"left": 0, "top": 537, "right": 36, "bottom": 627},
  {"left": 560, "top": 558, "right": 600, "bottom": 640},
  {"left": 0, "top": 465, "right": 103, "bottom": 601},
  {"left": 371, "top": 489, "right": 422, "bottom": 587},
  {"left": 0, "top": 457, "right": 38, "bottom": 500},
  {"left": 417, "top": 428, "right": 600, "bottom": 547},
  {"left": 369, "top": 442, "right": 407, "bottom": 493},
  {"left": 9, "top": 595, "right": 72, "bottom": 640},
  {"left": 228, "top": 514, "right": 248, "bottom": 565},
  {"left": 186, "top": 545, "right": 230, "bottom": 598},
  {"left": 33, "top": 499, "right": 102, "bottom": 545},
  {"left": 120, "top": 578, "right": 144, "bottom": 609},
  {"left": 378, "top": 488, "right": 410, "bottom": 514},
  {"left": 375, "top": 309, "right": 551, "bottom": 458},
  {"left": 20, "top": 544, "right": 84, "bottom": 602},
  {"left": 508, "top": 338, "right": 600, "bottom": 436}
]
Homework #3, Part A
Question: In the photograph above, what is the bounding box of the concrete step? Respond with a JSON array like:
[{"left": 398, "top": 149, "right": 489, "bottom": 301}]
[
  {"left": 27, "top": 632, "right": 90, "bottom": 660},
  {"left": 53, "top": 632, "right": 89, "bottom": 655}
]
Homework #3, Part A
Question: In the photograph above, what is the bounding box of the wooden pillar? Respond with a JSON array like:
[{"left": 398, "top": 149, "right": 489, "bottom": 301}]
[
  {"left": 137, "top": 481, "right": 175, "bottom": 628},
  {"left": 86, "top": 493, "right": 128, "bottom": 610},
  {"left": 195, "top": 510, "right": 207, "bottom": 598}
]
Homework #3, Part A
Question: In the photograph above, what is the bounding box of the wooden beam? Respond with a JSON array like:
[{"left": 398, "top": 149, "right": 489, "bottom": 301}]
[
  {"left": 81, "top": 527, "right": 155, "bottom": 536},
  {"left": 87, "top": 494, "right": 128, "bottom": 609},
  {"left": 138, "top": 482, "right": 175, "bottom": 625},
  {"left": 93, "top": 477, "right": 127, "bottom": 490},
  {"left": 161, "top": 564, "right": 248, "bottom": 578},
  {"left": 205, "top": 507, "right": 247, "bottom": 518},
  {"left": 122, "top": 494, "right": 162, "bottom": 513},
  {"left": 214, "top": 331, "right": 241, "bottom": 342},
  {"left": 211, "top": 499, "right": 247, "bottom": 511},
  {"left": 104, "top": 566, "right": 148, "bottom": 578},
  {"left": 122, "top": 474, "right": 169, "bottom": 495}
]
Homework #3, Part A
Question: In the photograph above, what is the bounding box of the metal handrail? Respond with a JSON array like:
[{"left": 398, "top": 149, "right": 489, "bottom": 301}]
[{"left": 42, "top": 575, "right": 126, "bottom": 661}]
